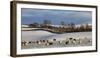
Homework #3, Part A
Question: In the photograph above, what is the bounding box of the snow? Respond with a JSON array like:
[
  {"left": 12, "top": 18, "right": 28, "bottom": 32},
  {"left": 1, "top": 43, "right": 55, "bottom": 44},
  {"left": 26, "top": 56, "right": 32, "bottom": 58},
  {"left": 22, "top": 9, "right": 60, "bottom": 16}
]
[
  {"left": 22, "top": 30, "right": 92, "bottom": 41},
  {"left": 21, "top": 30, "right": 92, "bottom": 49}
]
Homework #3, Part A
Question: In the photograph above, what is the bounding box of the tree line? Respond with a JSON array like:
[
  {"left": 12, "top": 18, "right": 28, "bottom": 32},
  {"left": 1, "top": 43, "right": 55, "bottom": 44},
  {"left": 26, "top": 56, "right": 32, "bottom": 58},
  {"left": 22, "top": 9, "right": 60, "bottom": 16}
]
[{"left": 28, "top": 20, "right": 92, "bottom": 33}]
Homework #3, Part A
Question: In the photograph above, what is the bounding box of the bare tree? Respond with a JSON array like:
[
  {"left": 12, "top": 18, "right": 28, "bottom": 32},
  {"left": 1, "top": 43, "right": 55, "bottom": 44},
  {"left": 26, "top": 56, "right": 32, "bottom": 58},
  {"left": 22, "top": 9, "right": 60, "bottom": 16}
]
[
  {"left": 29, "top": 22, "right": 39, "bottom": 28},
  {"left": 61, "top": 21, "right": 65, "bottom": 26},
  {"left": 43, "top": 20, "right": 52, "bottom": 28}
]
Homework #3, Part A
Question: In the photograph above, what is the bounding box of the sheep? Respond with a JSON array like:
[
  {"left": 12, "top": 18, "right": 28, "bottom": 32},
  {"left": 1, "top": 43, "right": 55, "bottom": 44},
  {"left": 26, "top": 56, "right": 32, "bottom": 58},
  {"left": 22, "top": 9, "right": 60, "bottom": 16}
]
[
  {"left": 45, "top": 42, "right": 53, "bottom": 46},
  {"left": 21, "top": 41, "right": 27, "bottom": 46}
]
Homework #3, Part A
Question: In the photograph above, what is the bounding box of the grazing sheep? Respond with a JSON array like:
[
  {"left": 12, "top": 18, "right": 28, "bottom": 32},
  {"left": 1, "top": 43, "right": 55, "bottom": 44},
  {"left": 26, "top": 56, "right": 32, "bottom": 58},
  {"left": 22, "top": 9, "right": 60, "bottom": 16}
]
[
  {"left": 36, "top": 41, "right": 39, "bottom": 44},
  {"left": 68, "top": 38, "right": 73, "bottom": 44},
  {"left": 28, "top": 41, "right": 32, "bottom": 44},
  {"left": 45, "top": 43, "right": 50, "bottom": 46},
  {"left": 59, "top": 41, "right": 63, "bottom": 44},
  {"left": 45, "top": 42, "right": 53, "bottom": 46},
  {"left": 53, "top": 39, "right": 56, "bottom": 41},
  {"left": 69, "top": 38, "right": 73, "bottom": 40},
  {"left": 49, "top": 42, "right": 53, "bottom": 45},
  {"left": 65, "top": 41, "right": 69, "bottom": 45},
  {"left": 40, "top": 40, "right": 42, "bottom": 42},
  {"left": 43, "top": 40, "right": 45, "bottom": 42},
  {"left": 78, "top": 38, "right": 82, "bottom": 44},
  {"left": 38, "top": 42, "right": 41, "bottom": 44},
  {"left": 73, "top": 38, "right": 78, "bottom": 44},
  {"left": 21, "top": 41, "right": 27, "bottom": 46}
]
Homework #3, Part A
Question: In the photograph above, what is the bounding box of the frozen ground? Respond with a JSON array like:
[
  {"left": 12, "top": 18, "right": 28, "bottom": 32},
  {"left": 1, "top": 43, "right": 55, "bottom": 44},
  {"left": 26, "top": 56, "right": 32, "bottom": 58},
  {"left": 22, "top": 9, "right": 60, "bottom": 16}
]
[{"left": 21, "top": 30, "right": 92, "bottom": 49}]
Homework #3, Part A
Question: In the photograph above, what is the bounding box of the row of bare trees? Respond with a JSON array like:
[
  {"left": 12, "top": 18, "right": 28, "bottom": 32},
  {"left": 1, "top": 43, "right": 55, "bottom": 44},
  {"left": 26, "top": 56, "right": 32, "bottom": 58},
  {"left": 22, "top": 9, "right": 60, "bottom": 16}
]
[{"left": 28, "top": 20, "right": 92, "bottom": 33}]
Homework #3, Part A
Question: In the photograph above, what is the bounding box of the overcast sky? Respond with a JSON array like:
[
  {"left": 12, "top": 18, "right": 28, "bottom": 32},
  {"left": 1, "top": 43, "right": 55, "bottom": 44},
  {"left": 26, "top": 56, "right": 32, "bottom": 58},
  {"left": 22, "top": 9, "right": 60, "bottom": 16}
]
[{"left": 21, "top": 8, "right": 92, "bottom": 25}]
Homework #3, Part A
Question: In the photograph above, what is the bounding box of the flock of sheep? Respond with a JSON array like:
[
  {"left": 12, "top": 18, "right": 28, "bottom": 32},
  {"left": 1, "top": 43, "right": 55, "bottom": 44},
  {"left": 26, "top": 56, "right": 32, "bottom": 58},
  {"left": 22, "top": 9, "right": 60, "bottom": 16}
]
[{"left": 21, "top": 37, "right": 92, "bottom": 48}]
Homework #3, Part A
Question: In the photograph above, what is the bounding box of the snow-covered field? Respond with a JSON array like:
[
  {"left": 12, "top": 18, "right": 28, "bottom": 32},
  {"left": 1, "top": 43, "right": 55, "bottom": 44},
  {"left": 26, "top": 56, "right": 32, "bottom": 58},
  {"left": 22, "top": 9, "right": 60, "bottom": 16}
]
[{"left": 21, "top": 30, "right": 92, "bottom": 49}]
